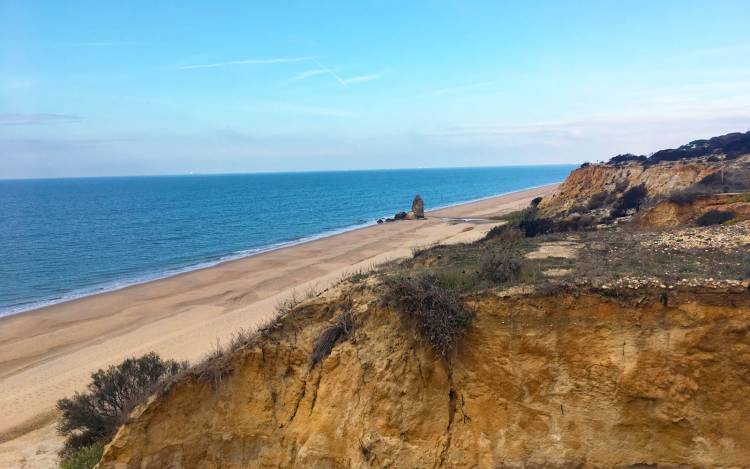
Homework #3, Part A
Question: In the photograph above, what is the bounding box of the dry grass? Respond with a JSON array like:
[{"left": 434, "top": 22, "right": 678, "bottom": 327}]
[
  {"left": 382, "top": 273, "right": 474, "bottom": 357},
  {"left": 479, "top": 242, "right": 522, "bottom": 283},
  {"left": 310, "top": 309, "right": 355, "bottom": 367}
]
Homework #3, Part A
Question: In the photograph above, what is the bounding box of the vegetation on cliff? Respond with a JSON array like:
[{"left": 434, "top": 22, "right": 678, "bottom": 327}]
[{"left": 56, "top": 353, "right": 186, "bottom": 466}]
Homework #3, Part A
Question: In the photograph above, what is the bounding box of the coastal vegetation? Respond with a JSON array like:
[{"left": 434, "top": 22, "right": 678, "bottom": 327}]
[
  {"left": 382, "top": 272, "right": 474, "bottom": 357},
  {"left": 56, "top": 353, "right": 186, "bottom": 467}
]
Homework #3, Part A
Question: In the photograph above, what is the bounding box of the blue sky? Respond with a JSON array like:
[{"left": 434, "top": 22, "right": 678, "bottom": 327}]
[{"left": 1, "top": 1, "right": 750, "bottom": 178}]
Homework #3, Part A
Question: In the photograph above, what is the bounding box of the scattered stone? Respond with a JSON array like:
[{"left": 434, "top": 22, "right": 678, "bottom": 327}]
[
  {"left": 526, "top": 241, "right": 582, "bottom": 260},
  {"left": 394, "top": 211, "right": 408, "bottom": 221},
  {"left": 544, "top": 268, "right": 572, "bottom": 277},
  {"left": 641, "top": 220, "right": 750, "bottom": 250}
]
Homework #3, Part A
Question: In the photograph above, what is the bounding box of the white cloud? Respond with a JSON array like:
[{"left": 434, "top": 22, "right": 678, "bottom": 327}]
[
  {"left": 61, "top": 41, "right": 143, "bottom": 47},
  {"left": 0, "top": 113, "right": 83, "bottom": 126},
  {"left": 309, "top": 60, "right": 381, "bottom": 86},
  {"left": 291, "top": 69, "right": 329, "bottom": 81},
  {"left": 178, "top": 56, "right": 320, "bottom": 70},
  {"left": 342, "top": 74, "right": 380, "bottom": 84}
]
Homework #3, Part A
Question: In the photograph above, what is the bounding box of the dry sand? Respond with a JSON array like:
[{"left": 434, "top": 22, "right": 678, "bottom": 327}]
[{"left": 0, "top": 184, "right": 556, "bottom": 467}]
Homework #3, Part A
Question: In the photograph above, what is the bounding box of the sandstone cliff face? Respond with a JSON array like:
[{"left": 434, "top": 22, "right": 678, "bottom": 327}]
[
  {"left": 98, "top": 286, "right": 750, "bottom": 468},
  {"left": 539, "top": 156, "right": 749, "bottom": 215},
  {"left": 637, "top": 193, "right": 750, "bottom": 228}
]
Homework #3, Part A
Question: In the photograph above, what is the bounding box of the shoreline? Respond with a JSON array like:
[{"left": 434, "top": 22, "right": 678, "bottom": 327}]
[
  {"left": 0, "top": 183, "right": 557, "bottom": 465},
  {"left": 1, "top": 182, "right": 560, "bottom": 319}
]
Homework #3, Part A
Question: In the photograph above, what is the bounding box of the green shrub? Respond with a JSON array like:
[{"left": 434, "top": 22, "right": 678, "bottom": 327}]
[
  {"left": 696, "top": 210, "right": 734, "bottom": 226},
  {"left": 383, "top": 273, "right": 474, "bottom": 357},
  {"left": 59, "top": 443, "right": 104, "bottom": 469},
  {"left": 433, "top": 268, "right": 480, "bottom": 294},
  {"left": 57, "top": 353, "right": 186, "bottom": 456}
]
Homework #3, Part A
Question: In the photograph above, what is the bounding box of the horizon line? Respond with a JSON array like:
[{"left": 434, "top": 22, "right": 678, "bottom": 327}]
[{"left": 0, "top": 162, "right": 579, "bottom": 182}]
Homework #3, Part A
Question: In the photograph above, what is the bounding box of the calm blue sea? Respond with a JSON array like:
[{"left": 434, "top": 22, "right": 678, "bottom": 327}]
[{"left": 0, "top": 165, "right": 574, "bottom": 316}]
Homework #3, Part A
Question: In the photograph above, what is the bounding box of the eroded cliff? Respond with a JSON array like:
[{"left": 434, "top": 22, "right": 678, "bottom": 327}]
[
  {"left": 98, "top": 285, "right": 750, "bottom": 468},
  {"left": 538, "top": 155, "right": 750, "bottom": 216}
]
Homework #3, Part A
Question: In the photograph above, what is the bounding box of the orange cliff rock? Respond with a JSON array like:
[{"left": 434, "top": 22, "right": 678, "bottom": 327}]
[
  {"left": 637, "top": 193, "right": 750, "bottom": 228},
  {"left": 97, "top": 286, "right": 750, "bottom": 468},
  {"left": 538, "top": 156, "right": 750, "bottom": 215}
]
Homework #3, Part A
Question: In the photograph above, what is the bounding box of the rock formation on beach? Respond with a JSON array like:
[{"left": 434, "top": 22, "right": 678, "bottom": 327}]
[
  {"left": 411, "top": 194, "right": 425, "bottom": 218},
  {"left": 385, "top": 195, "right": 426, "bottom": 222}
]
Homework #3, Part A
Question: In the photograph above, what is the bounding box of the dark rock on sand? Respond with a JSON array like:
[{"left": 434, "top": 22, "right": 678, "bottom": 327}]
[{"left": 411, "top": 195, "right": 425, "bottom": 218}]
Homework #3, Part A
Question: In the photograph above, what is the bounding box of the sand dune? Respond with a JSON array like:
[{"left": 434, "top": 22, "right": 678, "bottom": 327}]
[{"left": 0, "top": 184, "right": 555, "bottom": 466}]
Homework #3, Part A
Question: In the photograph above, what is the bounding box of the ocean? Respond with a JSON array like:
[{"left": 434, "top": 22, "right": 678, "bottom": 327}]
[{"left": 0, "top": 165, "right": 574, "bottom": 316}]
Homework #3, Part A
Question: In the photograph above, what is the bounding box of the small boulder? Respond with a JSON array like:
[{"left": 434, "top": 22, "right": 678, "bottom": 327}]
[
  {"left": 411, "top": 195, "right": 425, "bottom": 218},
  {"left": 394, "top": 211, "right": 408, "bottom": 220}
]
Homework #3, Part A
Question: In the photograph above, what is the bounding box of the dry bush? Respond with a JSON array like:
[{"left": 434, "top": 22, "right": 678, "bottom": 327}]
[
  {"left": 412, "top": 244, "right": 438, "bottom": 258},
  {"left": 668, "top": 187, "right": 706, "bottom": 205},
  {"left": 484, "top": 224, "right": 523, "bottom": 242},
  {"left": 275, "top": 292, "right": 302, "bottom": 315},
  {"left": 586, "top": 191, "right": 613, "bottom": 210},
  {"left": 226, "top": 327, "right": 257, "bottom": 353},
  {"left": 310, "top": 310, "right": 354, "bottom": 367},
  {"left": 483, "top": 223, "right": 510, "bottom": 241},
  {"left": 480, "top": 245, "right": 522, "bottom": 284},
  {"left": 56, "top": 353, "right": 186, "bottom": 456},
  {"left": 519, "top": 216, "right": 554, "bottom": 237},
  {"left": 382, "top": 273, "right": 474, "bottom": 357},
  {"left": 191, "top": 294, "right": 304, "bottom": 388}
]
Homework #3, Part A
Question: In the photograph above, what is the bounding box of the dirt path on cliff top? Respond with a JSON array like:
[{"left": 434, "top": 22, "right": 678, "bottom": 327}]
[{"left": 0, "top": 184, "right": 556, "bottom": 466}]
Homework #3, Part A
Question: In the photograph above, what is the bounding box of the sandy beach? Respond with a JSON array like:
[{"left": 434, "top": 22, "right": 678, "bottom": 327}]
[{"left": 0, "top": 184, "right": 556, "bottom": 466}]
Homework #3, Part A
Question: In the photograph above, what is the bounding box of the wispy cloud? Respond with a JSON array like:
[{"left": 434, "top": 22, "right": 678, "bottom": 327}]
[
  {"left": 291, "top": 69, "right": 330, "bottom": 81},
  {"left": 298, "top": 60, "right": 380, "bottom": 86},
  {"left": 0, "top": 113, "right": 83, "bottom": 126},
  {"left": 60, "top": 41, "right": 143, "bottom": 47},
  {"left": 178, "top": 56, "right": 320, "bottom": 70},
  {"left": 342, "top": 74, "right": 380, "bottom": 84},
  {"left": 431, "top": 104, "right": 750, "bottom": 139}
]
